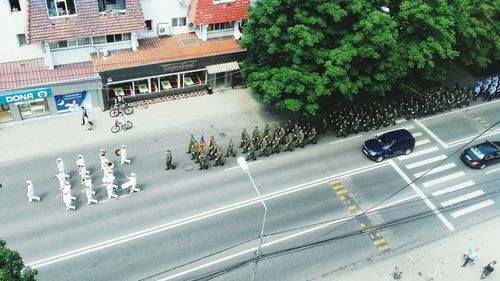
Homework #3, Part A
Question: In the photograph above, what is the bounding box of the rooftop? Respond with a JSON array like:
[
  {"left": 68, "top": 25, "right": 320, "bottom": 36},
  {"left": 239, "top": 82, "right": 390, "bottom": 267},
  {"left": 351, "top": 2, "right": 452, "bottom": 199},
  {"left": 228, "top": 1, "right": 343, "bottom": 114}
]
[
  {"left": 0, "top": 59, "right": 98, "bottom": 91},
  {"left": 27, "top": 0, "right": 146, "bottom": 43},
  {"left": 92, "top": 33, "right": 245, "bottom": 72},
  {"left": 188, "top": 0, "right": 250, "bottom": 25}
]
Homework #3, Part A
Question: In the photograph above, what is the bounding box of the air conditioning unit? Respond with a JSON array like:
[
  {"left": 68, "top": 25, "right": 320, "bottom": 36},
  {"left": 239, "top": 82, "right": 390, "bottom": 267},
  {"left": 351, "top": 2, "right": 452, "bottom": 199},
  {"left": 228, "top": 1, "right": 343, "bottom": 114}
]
[
  {"left": 97, "top": 48, "right": 109, "bottom": 58},
  {"left": 179, "top": 0, "right": 188, "bottom": 6},
  {"left": 157, "top": 23, "right": 171, "bottom": 36}
]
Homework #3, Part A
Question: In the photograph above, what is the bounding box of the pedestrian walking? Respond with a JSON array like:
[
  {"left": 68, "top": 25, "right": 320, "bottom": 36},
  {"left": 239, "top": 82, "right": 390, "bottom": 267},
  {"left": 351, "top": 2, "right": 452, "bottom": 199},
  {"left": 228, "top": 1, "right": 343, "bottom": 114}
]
[
  {"left": 81, "top": 106, "right": 93, "bottom": 128},
  {"left": 225, "top": 139, "right": 236, "bottom": 157},
  {"left": 481, "top": 261, "right": 496, "bottom": 279},
  {"left": 105, "top": 182, "right": 119, "bottom": 200},
  {"left": 56, "top": 158, "right": 70, "bottom": 179},
  {"left": 26, "top": 180, "right": 41, "bottom": 203},
  {"left": 121, "top": 173, "right": 140, "bottom": 193},
  {"left": 165, "top": 150, "right": 176, "bottom": 170},
  {"left": 102, "top": 170, "right": 118, "bottom": 190},
  {"left": 83, "top": 185, "right": 98, "bottom": 205},
  {"left": 119, "top": 145, "right": 131, "bottom": 165},
  {"left": 462, "top": 247, "right": 479, "bottom": 267}
]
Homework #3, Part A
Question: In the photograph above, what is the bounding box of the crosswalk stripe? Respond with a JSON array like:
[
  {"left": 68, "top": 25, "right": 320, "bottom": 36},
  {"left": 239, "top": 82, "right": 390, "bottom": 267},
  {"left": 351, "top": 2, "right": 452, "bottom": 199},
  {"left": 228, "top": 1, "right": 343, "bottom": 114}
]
[
  {"left": 431, "top": 181, "right": 475, "bottom": 196},
  {"left": 414, "top": 163, "right": 456, "bottom": 178},
  {"left": 422, "top": 171, "right": 465, "bottom": 188},
  {"left": 450, "top": 199, "right": 495, "bottom": 218},
  {"left": 415, "top": 139, "right": 431, "bottom": 147},
  {"left": 405, "top": 155, "right": 447, "bottom": 169},
  {"left": 412, "top": 132, "right": 423, "bottom": 137},
  {"left": 402, "top": 125, "right": 415, "bottom": 130},
  {"left": 441, "top": 190, "right": 484, "bottom": 207},
  {"left": 398, "top": 147, "right": 439, "bottom": 161}
]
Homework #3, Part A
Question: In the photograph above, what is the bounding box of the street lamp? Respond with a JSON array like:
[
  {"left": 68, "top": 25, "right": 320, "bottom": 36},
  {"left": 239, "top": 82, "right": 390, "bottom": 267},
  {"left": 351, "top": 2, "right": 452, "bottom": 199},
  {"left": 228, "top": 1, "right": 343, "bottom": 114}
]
[{"left": 237, "top": 156, "right": 268, "bottom": 281}]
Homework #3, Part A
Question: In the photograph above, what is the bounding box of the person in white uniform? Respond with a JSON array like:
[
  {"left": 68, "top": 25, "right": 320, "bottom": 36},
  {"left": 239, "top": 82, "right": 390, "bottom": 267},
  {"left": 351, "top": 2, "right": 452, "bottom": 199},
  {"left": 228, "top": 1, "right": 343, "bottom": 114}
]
[
  {"left": 102, "top": 170, "right": 118, "bottom": 190},
  {"left": 77, "top": 165, "right": 90, "bottom": 180},
  {"left": 56, "top": 158, "right": 70, "bottom": 179},
  {"left": 61, "top": 181, "right": 76, "bottom": 201},
  {"left": 105, "top": 182, "right": 118, "bottom": 200},
  {"left": 84, "top": 185, "right": 98, "bottom": 205},
  {"left": 54, "top": 171, "right": 66, "bottom": 188},
  {"left": 82, "top": 175, "right": 95, "bottom": 196},
  {"left": 120, "top": 145, "right": 131, "bottom": 165},
  {"left": 26, "top": 180, "right": 41, "bottom": 202},
  {"left": 121, "top": 173, "right": 140, "bottom": 194},
  {"left": 99, "top": 149, "right": 108, "bottom": 172},
  {"left": 62, "top": 191, "right": 76, "bottom": 210},
  {"left": 75, "top": 155, "right": 89, "bottom": 176}
]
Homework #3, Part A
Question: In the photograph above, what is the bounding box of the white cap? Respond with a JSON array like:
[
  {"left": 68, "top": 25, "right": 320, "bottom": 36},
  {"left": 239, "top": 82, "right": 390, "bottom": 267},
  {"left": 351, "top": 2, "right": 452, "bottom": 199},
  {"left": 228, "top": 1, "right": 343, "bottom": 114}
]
[
  {"left": 64, "top": 181, "right": 70, "bottom": 185},
  {"left": 100, "top": 149, "right": 106, "bottom": 152},
  {"left": 121, "top": 145, "right": 126, "bottom": 148},
  {"left": 77, "top": 154, "right": 83, "bottom": 158},
  {"left": 26, "top": 180, "right": 32, "bottom": 184},
  {"left": 56, "top": 158, "right": 62, "bottom": 161},
  {"left": 131, "top": 173, "right": 136, "bottom": 176}
]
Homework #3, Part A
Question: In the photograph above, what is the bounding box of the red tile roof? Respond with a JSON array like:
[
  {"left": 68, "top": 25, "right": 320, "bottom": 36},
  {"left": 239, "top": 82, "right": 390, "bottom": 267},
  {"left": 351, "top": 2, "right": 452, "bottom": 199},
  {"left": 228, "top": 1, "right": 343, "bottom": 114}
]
[
  {"left": 92, "top": 33, "right": 245, "bottom": 72},
  {"left": 27, "top": 0, "right": 146, "bottom": 43},
  {"left": 188, "top": 0, "right": 250, "bottom": 25},
  {"left": 0, "top": 59, "right": 98, "bottom": 91}
]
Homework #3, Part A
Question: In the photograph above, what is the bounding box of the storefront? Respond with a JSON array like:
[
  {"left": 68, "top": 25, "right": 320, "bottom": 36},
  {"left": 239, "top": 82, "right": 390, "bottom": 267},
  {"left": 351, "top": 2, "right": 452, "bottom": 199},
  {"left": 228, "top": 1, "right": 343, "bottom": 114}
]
[{"left": 100, "top": 52, "right": 245, "bottom": 108}]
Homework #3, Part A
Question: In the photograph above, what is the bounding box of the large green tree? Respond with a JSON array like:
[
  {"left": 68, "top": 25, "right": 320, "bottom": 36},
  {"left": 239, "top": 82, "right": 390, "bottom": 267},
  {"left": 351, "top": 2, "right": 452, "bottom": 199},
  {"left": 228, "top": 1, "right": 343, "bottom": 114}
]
[
  {"left": 0, "top": 239, "right": 37, "bottom": 281},
  {"left": 241, "top": 0, "right": 499, "bottom": 115}
]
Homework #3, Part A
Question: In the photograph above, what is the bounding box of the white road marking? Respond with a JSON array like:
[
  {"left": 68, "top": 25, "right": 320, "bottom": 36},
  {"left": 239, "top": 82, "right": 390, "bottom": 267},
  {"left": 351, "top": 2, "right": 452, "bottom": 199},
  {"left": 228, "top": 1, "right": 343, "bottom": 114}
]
[
  {"left": 26, "top": 162, "right": 390, "bottom": 269},
  {"left": 371, "top": 194, "right": 419, "bottom": 212},
  {"left": 450, "top": 199, "right": 495, "bottom": 218},
  {"left": 413, "top": 163, "right": 456, "bottom": 178},
  {"left": 412, "top": 132, "right": 423, "bottom": 137},
  {"left": 414, "top": 119, "right": 448, "bottom": 148},
  {"left": 415, "top": 139, "right": 431, "bottom": 147},
  {"left": 441, "top": 190, "right": 485, "bottom": 207},
  {"left": 446, "top": 129, "right": 500, "bottom": 148},
  {"left": 388, "top": 160, "right": 455, "bottom": 231},
  {"left": 422, "top": 172, "right": 465, "bottom": 188},
  {"left": 398, "top": 147, "right": 439, "bottom": 160},
  {"left": 329, "top": 135, "right": 362, "bottom": 145},
  {"left": 224, "top": 160, "right": 263, "bottom": 172},
  {"left": 431, "top": 181, "right": 475, "bottom": 197},
  {"left": 418, "top": 99, "right": 500, "bottom": 122},
  {"left": 485, "top": 167, "right": 500, "bottom": 174},
  {"left": 406, "top": 155, "right": 447, "bottom": 169},
  {"left": 99, "top": 191, "right": 143, "bottom": 204},
  {"left": 395, "top": 119, "right": 407, "bottom": 124}
]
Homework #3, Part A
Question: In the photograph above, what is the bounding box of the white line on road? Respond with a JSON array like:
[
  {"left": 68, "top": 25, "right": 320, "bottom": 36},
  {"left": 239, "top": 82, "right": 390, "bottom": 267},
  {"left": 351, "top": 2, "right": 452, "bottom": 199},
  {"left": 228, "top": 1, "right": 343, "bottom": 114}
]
[
  {"left": 415, "top": 139, "right": 431, "bottom": 147},
  {"left": 412, "top": 132, "right": 423, "bottom": 137},
  {"left": 405, "top": 155, "right": 447, "bottom": 169},
  {"left": 99, "top": 191, "right": 143, "bottom": 204},
  {"left": 413, "top": 119, "right": 448, "bottom": 148},
  {"left": 446, "top": 130, "right": 500, "bottom": 148},
  {"left": 441, "top": 190, "right": 485, "bottom": 207},
  {"left": 388, "top": 160, "right": 455, "bottom": 231},
  {"left": 485, "top": 167, "right": 500, "bottom": 174},
  {"left": 431, "top": 181, "right": 475, "bottom": 197},
  {"left": 397, "top": 147, "right": 439, "bottom": 161},
  {"left": 26, "top": 162, "right": 390, "bottom": 269},
  {"left": 450, "top": 199, "right": 495, "bottom": 218},
  {"left": 413, "top": 163, "right": 456, "bottom": 178},
  {"left": 224, "top": 160, "right": 263, "bottom": 172},
  {"left": 395, "top": 119, "right": 407, "bottom": 124},
  {"left": 422, "top": 172, "right": 465, "bottom": 188},
  {"left": 329, "top": 135, "right": 362, "bottom": 145},
  {"left": 419, "top": 99, "right": 500, "bottom": 122}
]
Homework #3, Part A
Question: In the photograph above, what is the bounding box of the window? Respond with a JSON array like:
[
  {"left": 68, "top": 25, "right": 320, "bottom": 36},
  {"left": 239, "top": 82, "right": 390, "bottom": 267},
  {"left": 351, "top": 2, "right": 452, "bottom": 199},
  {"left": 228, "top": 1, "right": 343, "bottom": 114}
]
[
  {"left": 77, "top": 38, "right": 91, "bottom": 45},
  {"left": 145, "top": 20, "right": 152, "bottom": 31},
  {"left": 93, "top": 33, "right": 131, "bottom": 45},
  {"left": 9, "top": 0, "right": 21, "bottom": 12},
  {"left": 98, "top": 0, "right": 126, "bottom": 12},
  {"left": 46, "top": 0, "right": 76, "bottom": 17},
  {"left": 17, "top": 34, "right": 27, "bottom": 46},
  {"left": 208, "top": 21, "right": 234, "bottom": 31},
  {"left": 92, "top": 36, "right": 106, "bottom": 44},
  {"left": 172, "top": 17, "right": 187, "bottom": 27}
]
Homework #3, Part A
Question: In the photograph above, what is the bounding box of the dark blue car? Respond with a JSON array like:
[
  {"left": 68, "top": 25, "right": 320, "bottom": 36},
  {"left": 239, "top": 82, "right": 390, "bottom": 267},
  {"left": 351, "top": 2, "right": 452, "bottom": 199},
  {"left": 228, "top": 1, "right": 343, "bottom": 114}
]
[
  {"left": 461, "top": 140, "right": 500, "bottom": 169},
  {"left": 362, "top": 129, "right": 415, "bottom": 162}
]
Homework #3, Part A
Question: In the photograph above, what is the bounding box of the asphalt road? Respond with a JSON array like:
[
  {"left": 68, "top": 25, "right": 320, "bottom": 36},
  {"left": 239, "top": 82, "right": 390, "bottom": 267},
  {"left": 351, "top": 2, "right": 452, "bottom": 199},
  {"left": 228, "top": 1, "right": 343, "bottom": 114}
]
[{"left": 1, "top": 93, "right": 499, "bottom": 281}]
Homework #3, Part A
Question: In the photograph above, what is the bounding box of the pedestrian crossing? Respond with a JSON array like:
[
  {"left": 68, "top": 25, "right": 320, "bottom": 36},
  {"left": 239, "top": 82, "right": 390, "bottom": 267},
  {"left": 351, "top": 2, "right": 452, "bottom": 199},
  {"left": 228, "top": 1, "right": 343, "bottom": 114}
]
[{"left": 394, "top": 125, "right": 495, "bottom": 222}]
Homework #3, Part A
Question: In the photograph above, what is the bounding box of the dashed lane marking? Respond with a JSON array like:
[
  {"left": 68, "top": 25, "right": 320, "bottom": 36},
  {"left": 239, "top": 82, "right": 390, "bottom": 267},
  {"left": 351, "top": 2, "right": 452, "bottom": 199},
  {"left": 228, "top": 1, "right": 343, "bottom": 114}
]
[
  {"left": 329, "top": 135, "right": 363, "bottom": 145},
  {"left": 413, "top": 163, "right": 456, "bottom": 178},
  {"left": 405, "top": 155, "right": 447, "bottom": 169},
  {"left": 422, "top": 172, "right": 465, "bottom": 188},
  {"left": 450, "top": 200, "right": 495, "bottom": 218},
  {"left": 415, "top": 139, "right": 431, "bottom": 147},
  {"left": 485, "top": 167, "right": 500, "bottom": 174},
  {"left": 397, "top": 147, "right": 439, "bottom": 161},
  {"left": 431, "top": 181, "right": 475, "bottom": 197},
  {"left": 441, "top": 190, "right": 485, "bottom": 207}
]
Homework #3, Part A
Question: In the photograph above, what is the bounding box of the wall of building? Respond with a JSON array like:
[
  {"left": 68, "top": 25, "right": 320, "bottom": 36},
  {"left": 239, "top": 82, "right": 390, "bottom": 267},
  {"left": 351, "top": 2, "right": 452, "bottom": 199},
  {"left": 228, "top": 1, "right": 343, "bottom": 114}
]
[
  {"left": 0, "top": 0, "right": 44, "bottom": 63},
  {"left": 50, "top": 41, "right": 133, "bottom": 66},
  {"left": 140, "top": 0, "right": 193, "bottom": 38}
]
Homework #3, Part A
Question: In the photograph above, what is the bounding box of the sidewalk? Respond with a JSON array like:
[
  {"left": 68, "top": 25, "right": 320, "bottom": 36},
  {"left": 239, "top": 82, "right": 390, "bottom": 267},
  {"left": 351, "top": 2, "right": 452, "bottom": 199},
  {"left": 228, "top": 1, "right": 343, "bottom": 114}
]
[{"left": 328, "top": 215, "right": 500, "bottom": 281}]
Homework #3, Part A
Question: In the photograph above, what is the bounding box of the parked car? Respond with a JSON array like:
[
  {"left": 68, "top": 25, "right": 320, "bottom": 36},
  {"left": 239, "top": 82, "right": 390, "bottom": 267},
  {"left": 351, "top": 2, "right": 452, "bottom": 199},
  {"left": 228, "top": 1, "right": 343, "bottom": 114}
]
[
  {"left": 461, "top": 140, "right": 500, "bottom": 169},
  {"left": 362, "top": 129, "right": 415, "bottom": 162}
]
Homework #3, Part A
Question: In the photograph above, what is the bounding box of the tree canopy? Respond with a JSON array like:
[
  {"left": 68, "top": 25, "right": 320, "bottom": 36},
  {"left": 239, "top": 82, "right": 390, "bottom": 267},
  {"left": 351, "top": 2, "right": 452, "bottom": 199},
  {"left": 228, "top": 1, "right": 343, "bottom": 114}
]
[
  {"left": 240, "top": 0, "right": 499, "bottom": 115},
  {"left": 0, "top": 239, "right": 38, "bottom": 281}
]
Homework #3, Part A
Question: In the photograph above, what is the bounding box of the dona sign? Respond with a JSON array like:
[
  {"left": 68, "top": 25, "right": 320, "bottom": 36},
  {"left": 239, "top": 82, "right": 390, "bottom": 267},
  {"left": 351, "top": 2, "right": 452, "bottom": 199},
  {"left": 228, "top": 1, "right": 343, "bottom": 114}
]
[{"left": 0, "top": 88, "right": 52, "bottom": 105}]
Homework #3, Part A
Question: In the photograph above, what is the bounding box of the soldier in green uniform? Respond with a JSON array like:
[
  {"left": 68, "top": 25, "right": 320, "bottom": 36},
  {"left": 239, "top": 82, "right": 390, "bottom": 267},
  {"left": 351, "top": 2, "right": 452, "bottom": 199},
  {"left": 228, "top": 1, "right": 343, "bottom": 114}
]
[
  {"left": 187, "top": 135, "right": 195, "bottom": 154},
  {"left": 259, "top": 136, "right": 270, "bottom": 157},
  {"left": 271, "top": 136, "right": 281, "bottom": 154},
  {"left": 246, "top": 143, "right": 257, "bottom": 161},
  {"left": 213, "top": 147, "right": 224, "bottom": 166},
  {"left": 208, "top": 136, "right": 217, "bottom": 160},
  {"left": 190, "top": 140, "right": 199, "bottom": 160},
  {"left": 283, "top": 133, "right": 295, "bottom": 152},
  {"left": 165, "top": 150, "right": 176, "bottom": 170},
  {"left": 198, "top": 151, "right": 208, "bottom": 170},
  {"left": 240, "top": 129, "right": 249, "bottom": 148},
  {"left": 321, "top": 118, "right": 328, "bottom": 134},
  {"left": 252, "top": 126, "right": 261, "bottom": 145},
  {"left": 307, "top": 127, "right": 317, "bottom": 144},
  {"left": 226, "top": 139, "right": 236, "bottom": 157},
  {"left": 296, "top": 129, "right": 305, "bottom": 148}
]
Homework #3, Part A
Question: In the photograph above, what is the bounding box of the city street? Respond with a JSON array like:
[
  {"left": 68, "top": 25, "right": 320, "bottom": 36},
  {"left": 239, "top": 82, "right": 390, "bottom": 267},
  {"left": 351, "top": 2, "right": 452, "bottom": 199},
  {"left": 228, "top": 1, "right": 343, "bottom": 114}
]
[{"left": 1, "top": 90, "right": 499, "bottom": 281}]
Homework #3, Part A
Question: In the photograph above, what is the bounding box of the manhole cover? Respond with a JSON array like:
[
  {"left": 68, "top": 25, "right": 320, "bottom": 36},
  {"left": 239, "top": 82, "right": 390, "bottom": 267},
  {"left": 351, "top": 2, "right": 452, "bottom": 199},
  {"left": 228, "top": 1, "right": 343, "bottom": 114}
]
[
  {"left": 183, "top": 163, "right": 195, "bottom": 171},
  {"left": 181, "top": 38, "right": 198, "bottom": 46}
]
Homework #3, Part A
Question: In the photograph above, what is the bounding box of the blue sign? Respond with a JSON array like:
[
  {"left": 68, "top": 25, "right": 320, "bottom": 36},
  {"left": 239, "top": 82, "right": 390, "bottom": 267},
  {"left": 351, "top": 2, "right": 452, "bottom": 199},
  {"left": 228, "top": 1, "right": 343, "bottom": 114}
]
[
  {"left": 54, "top": 91, "right": 93, "bottom": 113},
  {"left": 0, "top": 88, "right": 52, "bottom": 105}
]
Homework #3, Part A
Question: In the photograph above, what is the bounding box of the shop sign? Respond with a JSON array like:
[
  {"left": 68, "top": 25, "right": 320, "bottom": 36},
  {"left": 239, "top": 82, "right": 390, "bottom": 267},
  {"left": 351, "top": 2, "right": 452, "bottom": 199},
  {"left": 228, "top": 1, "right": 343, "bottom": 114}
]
[
  {"left": 54, "top": 91, "right": 92, "bottom": 113},
  {"left": 0, "top": 88, "right": 52, "bottom": 105},
  {"left": 161, "top": 60, "right": 196, "bottom": 73}
]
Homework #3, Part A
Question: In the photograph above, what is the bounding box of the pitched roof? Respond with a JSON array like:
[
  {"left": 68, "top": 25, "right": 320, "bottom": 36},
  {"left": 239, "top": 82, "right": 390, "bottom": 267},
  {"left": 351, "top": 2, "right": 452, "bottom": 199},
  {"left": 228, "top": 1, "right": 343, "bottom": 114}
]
[
  {"left": 27, "top": 0, "right": 146, "bottom": 43},
  {"left": 0, "top": 59, "right": 98, "bottom": 91},
  {"left": 188, "top": 0, "right": 250, "bottom": 25},
  {"left": 92, "top": 33, "right": 245, "bottom": 72}
]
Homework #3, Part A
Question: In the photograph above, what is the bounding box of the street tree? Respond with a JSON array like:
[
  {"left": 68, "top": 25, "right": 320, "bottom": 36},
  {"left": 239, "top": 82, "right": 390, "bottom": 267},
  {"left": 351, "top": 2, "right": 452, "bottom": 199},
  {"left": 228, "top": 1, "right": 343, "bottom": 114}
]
[{"left": 0, "top": 239, "right": 38, "bottom": 281}]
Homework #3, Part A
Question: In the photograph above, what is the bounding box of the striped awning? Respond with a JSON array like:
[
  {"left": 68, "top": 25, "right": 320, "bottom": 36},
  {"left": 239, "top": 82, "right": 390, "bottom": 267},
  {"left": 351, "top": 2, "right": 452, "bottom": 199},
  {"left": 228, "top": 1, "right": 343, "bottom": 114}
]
[{"left": 206, "top": 61, "right": 240, "bottom": 74}]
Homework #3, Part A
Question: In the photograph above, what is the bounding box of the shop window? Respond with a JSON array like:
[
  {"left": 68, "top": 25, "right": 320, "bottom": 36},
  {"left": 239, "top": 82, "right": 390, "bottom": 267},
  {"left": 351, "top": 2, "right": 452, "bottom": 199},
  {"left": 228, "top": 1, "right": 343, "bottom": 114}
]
[
  {"left": 184, "top": 71, "right": 206, "bottom": 86},
  {"left": 160, "top": 76, "right": 179, "bottom": 91},
  {"left": 46, "top": 0, "right": 77, "bottom": 17},
  {"left": 208, "top": 21, "right": 234, "bottom": 32},
  {"left": 172, "top": 17, "right": 186, "bottom": 27},
  {"left": 98, "top": 0, "right": 126, "bottom": 12},
  {"left": 9, "top": 0, "right": 21, "bottom": 12},
  {"left": 0, "top": 104, "right": 13, "bottom": 123},
  {"left": 145, "top": 20, "right": 153, "bottom": 31},
  {"left": 17, "top": 34, "right": 27, "bottom": 46},
  {"left": 18, "top": 99, "right": 50, "bottom": 119},
  {"left": 134, "top": 79, "right": 150, "bottom": 94}
]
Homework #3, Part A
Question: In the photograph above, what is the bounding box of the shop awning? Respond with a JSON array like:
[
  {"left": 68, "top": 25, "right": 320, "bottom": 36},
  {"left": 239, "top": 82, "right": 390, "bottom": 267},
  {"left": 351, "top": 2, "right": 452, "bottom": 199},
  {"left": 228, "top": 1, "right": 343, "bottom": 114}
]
[{"left": 206, "top": 62, "right": 240, "bottom": 74}]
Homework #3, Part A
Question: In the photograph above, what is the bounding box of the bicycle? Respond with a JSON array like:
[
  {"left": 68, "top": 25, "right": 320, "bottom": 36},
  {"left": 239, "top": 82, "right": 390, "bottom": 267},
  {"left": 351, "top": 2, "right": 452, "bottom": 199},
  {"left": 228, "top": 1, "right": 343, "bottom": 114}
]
[
  {"left": 111, "top": 119, "right": 133, "bottom": 133},
  {"left": 109, "top": 104, "right": 134, "bottom": 117}
]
